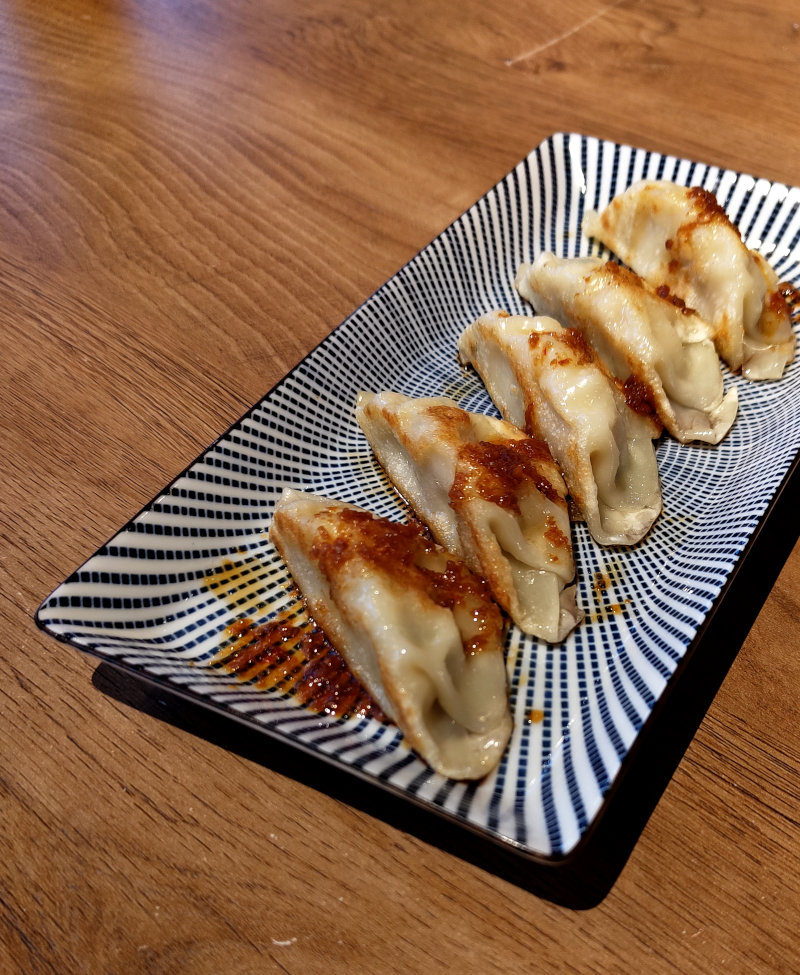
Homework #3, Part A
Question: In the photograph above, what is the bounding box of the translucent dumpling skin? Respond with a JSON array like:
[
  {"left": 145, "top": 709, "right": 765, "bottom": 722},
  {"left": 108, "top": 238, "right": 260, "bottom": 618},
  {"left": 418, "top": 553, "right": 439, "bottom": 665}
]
[
  {"left": 356, "top": 389, "right": 581, "bottom": 642},
  {"left": 269, "top": 488, "right": 512, "bottom": 780},
  {"left": 515, "top": 252, "right": 738, "bottom": 444},
  {"left": 583, "top": 180, "right": 796, "bottom": 380},
  {"left": 458, "top": 312, "right": 662, "bottom": 547}
]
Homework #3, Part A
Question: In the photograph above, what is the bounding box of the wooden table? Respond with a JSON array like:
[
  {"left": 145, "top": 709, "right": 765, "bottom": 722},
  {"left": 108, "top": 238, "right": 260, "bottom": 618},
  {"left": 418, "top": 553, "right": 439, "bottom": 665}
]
[{"left": 4, "top": 1, "right": 799, "bottom": 971}]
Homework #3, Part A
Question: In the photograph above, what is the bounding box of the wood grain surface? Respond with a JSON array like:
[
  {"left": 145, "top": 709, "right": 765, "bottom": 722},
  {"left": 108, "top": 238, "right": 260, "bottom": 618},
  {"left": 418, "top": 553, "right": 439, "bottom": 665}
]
[{"left": 3, "top": 1, "right": 799, "bottom": 972}]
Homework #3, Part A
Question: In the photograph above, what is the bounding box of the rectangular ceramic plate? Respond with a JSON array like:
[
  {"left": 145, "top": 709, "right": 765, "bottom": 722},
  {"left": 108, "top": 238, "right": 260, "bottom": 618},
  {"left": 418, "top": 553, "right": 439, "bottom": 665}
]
[{"left": 36, "top": 134, "right": 800, "bottom": 861}]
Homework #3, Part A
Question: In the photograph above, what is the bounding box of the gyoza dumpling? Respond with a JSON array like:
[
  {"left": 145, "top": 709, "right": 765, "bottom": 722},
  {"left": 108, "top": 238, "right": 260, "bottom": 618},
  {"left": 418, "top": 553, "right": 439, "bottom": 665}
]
[
  {"left": 355, "top": 390, "right": 581, "bottom": 642},
  {"left": 515, "top": 253, "right": 738, "bottom": 444},
  {"left": 457, "top": 311, "right": 662, "bottom": 547},
  {"left": 269, "top": 488, "right": 512, "bottom": 780},
  {"left": 583, "top": 180, "right": 795, "bottom": 380}
]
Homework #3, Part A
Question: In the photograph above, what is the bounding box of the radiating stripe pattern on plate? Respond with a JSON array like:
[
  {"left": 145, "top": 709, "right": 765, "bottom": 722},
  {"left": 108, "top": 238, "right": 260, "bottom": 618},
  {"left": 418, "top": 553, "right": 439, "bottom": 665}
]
[{"left": 36, "top": 134, "right": 800, "bottom": 859}]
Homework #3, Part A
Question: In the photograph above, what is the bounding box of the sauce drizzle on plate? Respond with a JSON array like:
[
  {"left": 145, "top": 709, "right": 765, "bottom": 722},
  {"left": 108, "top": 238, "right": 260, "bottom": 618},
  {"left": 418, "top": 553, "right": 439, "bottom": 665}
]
[{"left": 212, "top": 613, "right": 387, "bottom": 722}]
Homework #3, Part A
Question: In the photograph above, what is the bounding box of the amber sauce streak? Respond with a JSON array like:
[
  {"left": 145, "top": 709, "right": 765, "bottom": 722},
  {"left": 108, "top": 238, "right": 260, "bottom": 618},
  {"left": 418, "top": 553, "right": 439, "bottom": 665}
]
[
  {"left": 212, "top": 613, "right": 386, "bottom": 722},
  {"left": 204, "top": 556, "right": 386, "bottom": 721},
  {"left": 205, "top": 556, "right": 272, "bottom": 611},
  {"left": 590, "top": 569, "right": 630, "bottom": 619}
]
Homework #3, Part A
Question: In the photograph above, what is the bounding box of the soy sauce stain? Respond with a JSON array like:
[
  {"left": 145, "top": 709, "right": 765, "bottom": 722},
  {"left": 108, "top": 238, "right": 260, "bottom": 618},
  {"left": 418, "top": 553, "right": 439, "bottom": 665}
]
[
  {"left": 589, "top": 568, "right": 631, "bottom": 620},
  {"left": 588, "top": 597, "right": 631, "bottom": 621},
  {"left": 527, "top": 708, "right": 545, "bottom": 724},
  {"left": 205, "top": 557, "right": 271, "bottom": 613},
  {"left": 211, "top": 613, "right": 387, "bottom": 722},
  {"left": 203, "top": 556, "right": 386, "bottom": 721},
  {"left": 592, "top": 571, "right": 612, "bottom": 593}
]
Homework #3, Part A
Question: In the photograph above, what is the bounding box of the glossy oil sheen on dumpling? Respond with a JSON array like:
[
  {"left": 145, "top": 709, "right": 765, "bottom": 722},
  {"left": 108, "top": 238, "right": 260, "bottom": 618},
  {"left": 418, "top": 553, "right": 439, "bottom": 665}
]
[
  {"left": 457, "top": 311, "right": 662, "bottom": 547},
  {"left": 269, "top": 488, "right": 512, "bottom": 780},
  {"left": 515, "top": 253, "right": 738, "bottom": 444},
  {"left": 583, "top": 180, "right": 795, "bottom": 379},
  {"left": 355, "top": 390, "right": 581, "bottom": 642}
]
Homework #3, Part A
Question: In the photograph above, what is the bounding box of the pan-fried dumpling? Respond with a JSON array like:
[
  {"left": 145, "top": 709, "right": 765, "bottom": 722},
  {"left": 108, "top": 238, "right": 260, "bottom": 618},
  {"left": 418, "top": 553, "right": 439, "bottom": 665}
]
[
  {"left": 515, "top": 253, "right": 738, "bottom": 444},
  {"left": 269, "top": 488, "right": 512, "bottom": 780},
  {"left": 583, "top": 180, "right": 795, "bottom": 379},
  {"left": 457, "top": 311, "right": 662, "bottom": 547},
  {"left": 355, "top": 390, "right": 581, "bottom": 642}
]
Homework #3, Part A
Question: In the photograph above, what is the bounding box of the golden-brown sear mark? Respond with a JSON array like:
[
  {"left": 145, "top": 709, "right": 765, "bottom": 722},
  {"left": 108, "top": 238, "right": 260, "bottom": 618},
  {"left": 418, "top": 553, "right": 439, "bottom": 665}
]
[
  {"left": 621, "top": 373, "right": 659, "bottom": 420},
  {"left": 686, "top": 186, "right": 737, "bottom": 233},
  {"left": 655, "top": 282, "right": 695, "bottom": 315}
]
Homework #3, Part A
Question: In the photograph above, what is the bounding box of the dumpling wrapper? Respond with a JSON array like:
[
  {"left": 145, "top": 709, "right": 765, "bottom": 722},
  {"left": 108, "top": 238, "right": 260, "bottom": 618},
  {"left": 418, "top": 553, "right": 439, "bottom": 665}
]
[
  {"left": 515, "top": 253, "right": 738, "bottom": 444},
  {"left": 269, "top": 488, "right": 512, "bottom": 780},
  {"left": 457, "top": 311, "right": 662, "bottom": 547},
  {"left": 355, "top": 389, "right": 581, "bottom": 642},
  {"left": 583, "top": 180, "right": 795, "bottom": 380}
]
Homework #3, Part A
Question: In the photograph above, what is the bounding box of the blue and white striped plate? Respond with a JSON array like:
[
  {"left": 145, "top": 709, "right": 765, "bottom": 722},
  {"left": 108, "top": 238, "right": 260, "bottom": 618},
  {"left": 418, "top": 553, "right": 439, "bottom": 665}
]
[{"left": 36, "top": 134, "right": 800, "bottom": 860}]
